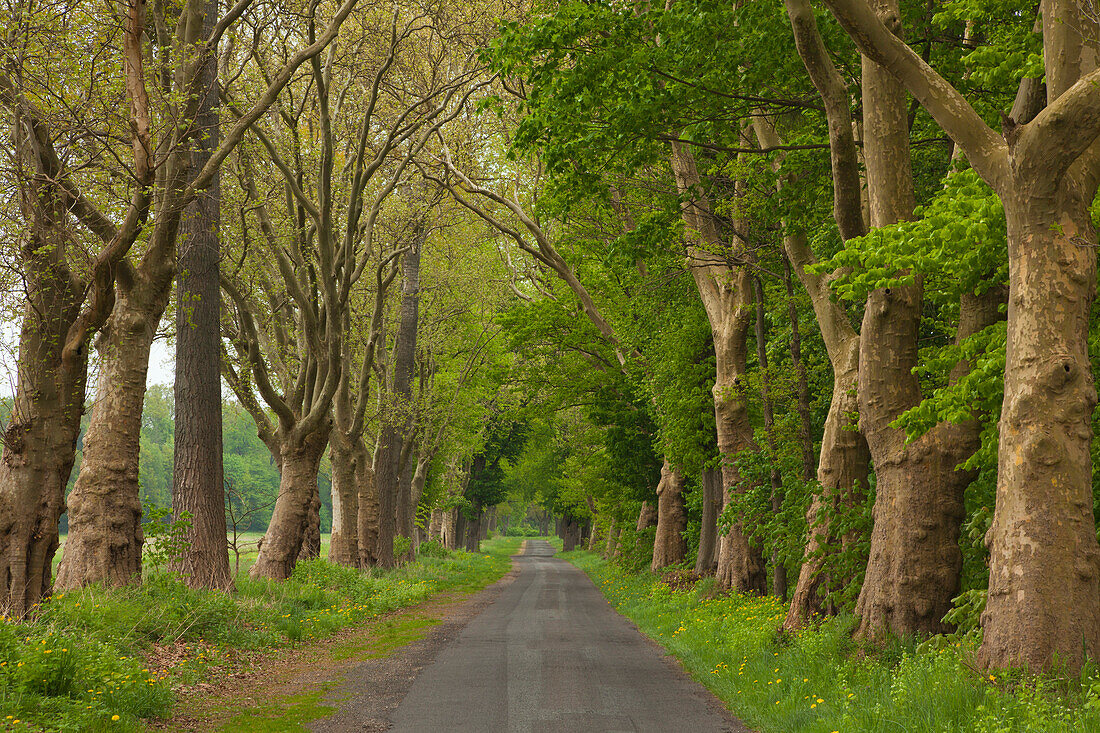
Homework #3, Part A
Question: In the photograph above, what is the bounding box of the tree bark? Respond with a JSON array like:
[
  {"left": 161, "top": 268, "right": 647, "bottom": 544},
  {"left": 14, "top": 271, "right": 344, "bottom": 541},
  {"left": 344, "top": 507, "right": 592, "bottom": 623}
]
[
  {"left": 779, "top": 0, "right": 873, "bottom": 628},
  {"left": 249, "top": 427, "right": 329, "bottom": 580},
  {"left": 784, "top": 257, "right": 817, "bottom": 484},
  {"left": 0, "top": 221, "right": 85, "bottom": 614},
  {"left": 976, "top": 0, "right": 1100, "bottom": 673},
  {"left": 636, "top": 501, "right": 658, "bottom": 531},
  {"left": 297, "top": 479, "right": 321, "bottom": 562},
  {"left": 451, "top": 510, "right": 466, "bottom": 552},
  {"left": 171, "top": 0, "right": 230, "bottom": 590},
  {"left": 464, "top": 509, "right": 482, "bottom": 552},
  {"left": 852, "top": 4, "right": 990, "bottom": 638},
  {"left": 605, "top": 522, "right": 621, "bottom": 560},
  {"left": 815, "top": 0, "right": 1100, "bottom": 668},
  {"left": 854, "top": 286, "right": 999, "bottom": 639},
  {"left": 396, "top": 446, "right": 426, "bottom": 553},
  {"left": 651, "top": 460, "right": 687, "bottom": 571},
  {"left": 373, "top": 234, "right": 421, "bottom": 567},
  {"left": 980, "top": 194, "right": 1100, "bottom": 670},
  {"left": 329, "top": 430, "right": 365, "bottom": 566},
  {"left": 694, "top": 468, "right": 721, "bottom": 576},
  {"left": 0, "top": 0, "right": 151, "bottom": 609},
  {"left": 428, "top": 507, "right": 444, "bottom": 542},
  {"left": 56, "top": 291, "right": 166, "bottom": 591},
  {"left": 669, "top": 140, "right": 766, "bottom": 594}
]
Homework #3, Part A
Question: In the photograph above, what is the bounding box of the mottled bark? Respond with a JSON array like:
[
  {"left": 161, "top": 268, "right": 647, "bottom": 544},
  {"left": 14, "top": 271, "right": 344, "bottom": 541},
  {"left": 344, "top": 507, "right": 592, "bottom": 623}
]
[
  {"left": 855, "top": 286, "right": 999, "bottom": 639},
  {"left": 57, "top": 292, "right": 165, "bottom": 591},
  {"left": 980, "top": 194, "right": 1100, "bottom": 669},
  {"left": 975, "top": 0, "right": 1100, "bottom": 673},
  {"left": 297, "top": 479, "right": 321, "bottom": 562},
  {"left": 171, "top": 0, "right": 230, "bottom": 589},
  {"left": 651, "top": 461, "right": 687, "bottom": 571},
  {"left": 0, "top": 223, "right": 85, "bottom": 614},
  {"left": 670, "top": 140, "right": 765, "bottom": 594},
  {"left": 852, "top": 2, "right": 989, "bottom": 638},
  {"left": 250, "top": 427, "right": 329, "bottom": 580},
  {"left": 636, "top": 501, "right": 658, "bottom": 531}
]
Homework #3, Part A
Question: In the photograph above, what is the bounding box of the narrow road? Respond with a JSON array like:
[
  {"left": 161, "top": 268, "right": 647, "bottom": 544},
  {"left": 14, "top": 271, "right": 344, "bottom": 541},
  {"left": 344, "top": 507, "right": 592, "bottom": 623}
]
[{"left": 385, "top": 540, "right": 748, "bottom": 733}]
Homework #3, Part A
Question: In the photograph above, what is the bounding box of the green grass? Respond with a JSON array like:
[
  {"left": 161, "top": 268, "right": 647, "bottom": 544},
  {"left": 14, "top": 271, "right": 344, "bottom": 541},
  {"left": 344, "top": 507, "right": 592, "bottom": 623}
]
[
  {"left": 4, "top": 536, "right": 520, "bottom": 731},
  {"left": 563, "top": 550, "right": 1100, "bottom": 733},
  {"left": 215, "top": 686, "right": 338, "bottom": 732}
]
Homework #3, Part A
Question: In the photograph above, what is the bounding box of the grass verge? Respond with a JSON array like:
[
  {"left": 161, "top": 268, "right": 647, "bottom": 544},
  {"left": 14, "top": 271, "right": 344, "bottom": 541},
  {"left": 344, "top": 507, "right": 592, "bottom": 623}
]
[
  {"left": 563, "top": 550, "right": 1100, "bottom": 732},
  {"left": 3, "top": 537, "right": 520, "bottom": 731}
]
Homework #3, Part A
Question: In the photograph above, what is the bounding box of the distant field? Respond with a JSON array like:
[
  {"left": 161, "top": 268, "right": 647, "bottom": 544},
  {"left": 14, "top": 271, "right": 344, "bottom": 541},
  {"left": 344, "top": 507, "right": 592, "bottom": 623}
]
[{"left": 52, "top": 532, "right": 333, "bottom": 576}]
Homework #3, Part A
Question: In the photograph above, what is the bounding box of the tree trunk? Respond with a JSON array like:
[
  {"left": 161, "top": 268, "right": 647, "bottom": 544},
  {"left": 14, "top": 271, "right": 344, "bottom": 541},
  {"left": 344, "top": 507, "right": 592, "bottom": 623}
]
[
  {"left": 328, "top": 430, "right": 363, "bottom": 566},
  {"left": 451, "top": 510, "right": 466, "bottom": 552},
  {"left": 784, "top": 366, "right": 868, "bottom": 628},
  {"left": 249, "top": 427, "right": 329, "bottom": 580},
  {"left": 465, "top": 510, "right": 482, "bottom": 552},
  {"left": 694, "top": 468, "right": 721, "bottom": 576},
  {"left": 357, "top": 443, "right": 380, "bottom": 567},
  {"left": 0, "top": 240, "right": 85, "bottom": 615},
  {"left": 605, "top": 522, "right": 620, "bottom": 559},
  {"left": 651, "top": 461, "right": 687, "bottom": 571},
  {"left": 851, "top": 8, "right": 990, "bottom": 638},
  {"left": 56, "top": 291, "right": 165, "bottom": 591},
  {"left": 297, "top": 479, "right": 321, "bottom": 562},
  {"left": 669, "top": 140, "right": 766, "bottom": 594},
  {"left": 373, "top": 235, "right": 421, "bottom": 567},
  {"left": 397, "top": 449, "right": 428, "bottom": 551},
  {"left": 979, "top": 193, "right": 1100, "bottom": 671},
  {"left": 561, "top": 517, "right": 579, "bottom": 552},
  {"left": 636, "top": 501, "right": 657, "bottom": 531},
  {"left": 778, "top": 0, "right": 873, "bottom": 628},
  {"left": 171, "top": 0, "right": 230, "bottom": 589},
  {"left": 428, "top": 508, "right": 444, "bottom": 542},
  {"left": 784, "top": 257, "right": 817, "bottom": 485}
]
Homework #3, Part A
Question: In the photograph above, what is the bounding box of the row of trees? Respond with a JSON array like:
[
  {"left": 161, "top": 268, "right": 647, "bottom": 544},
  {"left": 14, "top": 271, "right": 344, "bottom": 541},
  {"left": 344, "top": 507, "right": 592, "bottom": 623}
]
[
  {"left": 471, "top": 0, "right": 1100, "bottom": 677},
  {"left": 0, "top": 0, "right": 526, "bottom": 616},
  {"left": 2, "top": 0, "right": 1099, "bottom": 684}
]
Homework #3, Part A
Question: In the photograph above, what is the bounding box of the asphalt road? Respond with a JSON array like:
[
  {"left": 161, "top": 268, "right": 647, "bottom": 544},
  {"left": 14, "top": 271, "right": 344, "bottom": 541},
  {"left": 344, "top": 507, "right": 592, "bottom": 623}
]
[{"left": 386, "top": 540, "right": 748, "bottom": 733}]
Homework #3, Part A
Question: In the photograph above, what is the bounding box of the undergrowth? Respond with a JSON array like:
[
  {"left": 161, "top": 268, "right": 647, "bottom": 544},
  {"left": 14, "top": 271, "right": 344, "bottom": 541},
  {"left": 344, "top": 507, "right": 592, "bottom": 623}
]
[
  {"left": 2, "top": 537, "right": 518, "bottom": 731},
  {"left": 563, "top": 550, "right": 1100, "bottom": 732}
]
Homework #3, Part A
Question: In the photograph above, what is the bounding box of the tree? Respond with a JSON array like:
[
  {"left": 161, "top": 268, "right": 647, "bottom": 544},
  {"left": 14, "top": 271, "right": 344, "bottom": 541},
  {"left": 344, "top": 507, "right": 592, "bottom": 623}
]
[
  {"left": 171, "top": 0, "right": 231, "bottom": 591},
  {"left": 55, "top": 0, "right": 361, "bottom": 593},
  {"left": 823, "top": 0, "right": 1100, "bottom": 674}
]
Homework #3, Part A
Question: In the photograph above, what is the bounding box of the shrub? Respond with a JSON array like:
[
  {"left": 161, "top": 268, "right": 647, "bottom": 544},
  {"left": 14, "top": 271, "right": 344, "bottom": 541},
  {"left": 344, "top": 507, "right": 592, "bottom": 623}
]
[{"left": 417, "top": 540, "right": 449, "bottom": 558}]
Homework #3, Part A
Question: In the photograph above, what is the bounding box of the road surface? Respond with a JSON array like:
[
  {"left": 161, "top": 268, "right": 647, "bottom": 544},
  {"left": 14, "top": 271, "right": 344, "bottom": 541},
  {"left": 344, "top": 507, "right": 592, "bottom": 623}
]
[{"left": 381, "top": 540, "right": 748, "bottom": 733}]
